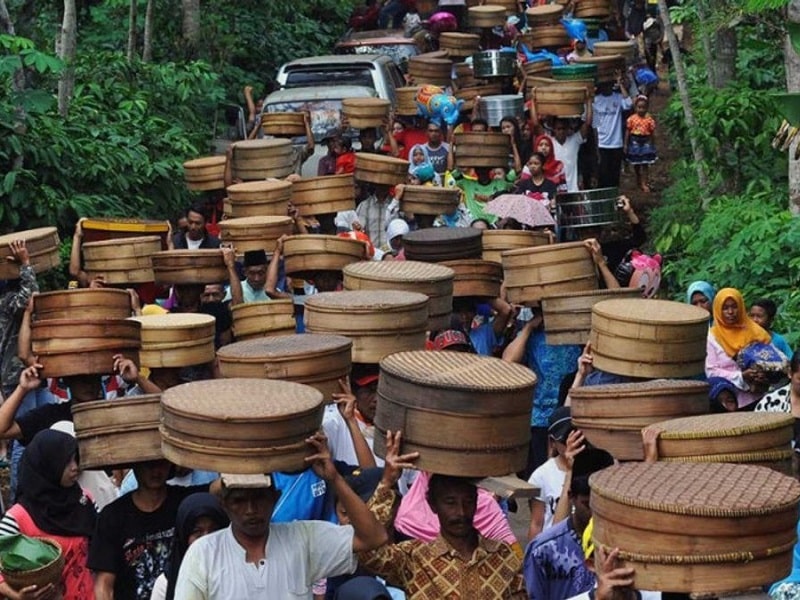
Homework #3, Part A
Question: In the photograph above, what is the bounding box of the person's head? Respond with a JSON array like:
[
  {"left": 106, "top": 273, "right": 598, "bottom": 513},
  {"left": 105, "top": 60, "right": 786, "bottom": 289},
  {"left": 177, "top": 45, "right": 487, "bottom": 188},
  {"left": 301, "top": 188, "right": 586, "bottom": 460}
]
[
  {"left": 569, "top": 448, "right": 615, "bottom": 534},
  {"left": 185, "top": 204, "right": 208, "bottom": 241},
  {"left": 412, "top": 145, "right": 427, "bottom": 165},
  {"left": 452, "top": 297, "right": 478, "bottom": 331},
  {"left": 63, "top": 374, "right": 103, "bottom": 403},
  {"left": 22, "top": 429, "right": 79, "bottom": 490},
  {"left": 426, "top": 474, "right": 478, "bottom": 541},
  {"left": 534, "top": 134, "right": 553, "bottom": 159},
  {"left": 686, "top": 281, "right": 715, "bottom": 314},
  {"left": 490, "top": 167, "right": 507, "bottom": 181},
  {"left": 426, "top": 121, "right": 444, "bottom": 147},
  {"left": 526, "top": 152, "right": 546, "bottom": 176},
  {"left": 713, "top": 288, "right": 745, "bottom": 328},
  {"left": 474, "top": 167, "right": 492, "bottom": 185},
  {"left": 220, "top": 474, "right": 280, "bottom": 540},
  {"left": 750, "top": 298, "right": 778, "bottom": 331},
  {"left": 149, "top": 367, "right": 185, "bottom": 391},
  {"left": 597, "top": 81, "right": 614, "bottom": 97},
  {"left": 575, "top": 38, "right": 586, "bottom": 52},
  {"left": 359, "top": 128, "right": 378, "bottom": 151},
  {"left": 548, "top": 406, "right": 573, "bottom": 456},
  {"left": 200, "top": 284, "right": 224, "bottom": 305},
  {"left": 707, "top": 377, "right": 739, "bottom": 413},
  {"left": 392, "top": 119, "right": 404, "bottom": 135},
  {"left": 174, "top": 283, "right": 205, "bottom": 312},
  {"left": 499, "top": 116, "right": 520, "bottom": 141},
  {"left": 634, "top": 94, "right": 649, "bottom": 116},
  {"left": 470, "top": 118, "right": 489, "bottom": 132},
  {"left": 176, "top": 216, "right": 189, "bottom": 234},
  {"left": 552, "top": 118, "right": 570, "bottom": 144},
  {"left": 386, "top": 218, "right": 410, "bottom": 253},
  {"left": 337, "top": 467, "right": 382, "bottom": 525},
  {"left": 311, "top": 270, "right": 341, "bottom": 293},
  {"left": 243, "top": 250, "right": 268, "bottom": 291},
  {"left": 133, "top": 459, "right": 173, "bottom": 492},
  {"left": 350, "top": 365, "right": 379, "bottom": 423}
]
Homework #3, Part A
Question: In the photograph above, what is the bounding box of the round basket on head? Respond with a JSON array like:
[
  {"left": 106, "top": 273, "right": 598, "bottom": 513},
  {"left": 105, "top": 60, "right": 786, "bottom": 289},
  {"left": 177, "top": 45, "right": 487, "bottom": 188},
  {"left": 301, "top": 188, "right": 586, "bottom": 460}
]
[
  {"left": 556, "top": 187, "right": 623, "bottom": 233},
  {"left": 469, "top": 5, "right": 507, "bottom": 28},
  {"left": 304, "top": 290, "right": 429, "bottom": 363},
  {"left": 183, "top": 156, "right": 226, "bottom": 191},
  {"left": 79, "top": 218, "right": 169, "bottom": 246},
  {"left": 453, "top": 131, "right": 512, "bottom": 168},
  {"left": 502, "top": 241, "right": 597, "bottom": 305},
  {"left": 290, "top": 174, "right": 356, "bottom": 216},
  {"left": 160, "top": 379, "right": 325, "bottom": 473},
  {"left": 0, "top": 538, "right": 64, "bottom": 592},
  {"left": 485, "top": 0, "right": 520, "bottom": 14},
  {"left": 570, "top": 379, "right": 710, "bottom": 461},
  {"left": 589, "top": 299, "right": 710, "bottom": 378},
  {"left": 218, "top": 216, "right": 293, "bottom": 255},
  {"left": 590, "top": 462, "right": 800, "bottom": 594},
  {"left": 0, "top": 227, "right": 60, "bottom": 279},
  {"left": 454, "top": 62, "right": 486, "bottom": 89},
  {"left": 217, "top": 334, "right": 352, "bottom": 401},
  {"left": 129, "top": 313, "right": 216, "bottom": 369},
  {"left": 648, "top": 412, "right": 794, "bottom": 474},
  {"left": 574, "top": 0, "right": 612, "bottom": 18},
  {"left": 342, "top": 98, "right": 391, "bottom": 129},
  {"left": 31, "top": 319, "right": 141, "bottom": 378},
  {"left": 522, "top": 59, "right": 553, "bottom": 78},
  {"left": 472, "top": 50, "right": 517, "bottom": 79},
  {"left": 230, "top": 139, "right": 295, "bottom": 181},
  {"left": 574, "top": 54, "right": 626, "bottom": 83},
  {"left": 82, "top": 235, "right": 161, "bottom": 284},
  {"left": 396, "top": 86, "right": 422, "bottom": 116},
  {"left": 259, "top": 111, "right": 307, "bottom": 137},
  {"left": 355, "top": 153, "right": 409, "bottom": 186},
  {"left": 541, "top": 287, "right": 643, "bottom": 345},
  {"left": 478, "top": 94, "right": 524, "bottom": 127},
  {"left": 593, "top": 40, "right": 637, "bottom": 64},
  {"left": 152, "top": 249, "right": 228, "bottom": 286},
  {"left": 72, "top": 394, "right": 162, "bottom": 469},
  {"left": 33, "top": 288, "right": 132, "bottom": 321},
  {"left": 343, "top": 261, "right": 454, "bottom": 331},
  {"left": 399, "top": 185, "right": 460, "bottom": 216},
  {"left": 439, "top": 32, "right": 481, "bottom": 58},
  {"left": 441, "top": 259, "right": 503, "bottom": 299},
  {"left": 532, "top": 86, "right": 587, "bottom": 117},
  {"left": 519, "top": 24, "right": 570, "bottom": 49},
  {"left": 231, "top": 299, "right": 296, "bottom": 341},
  {"left": 525, "top": 4, "right": 564, "bottom": 24},
  {"left": 225, "top": 180, "right": 292, "bottom": 218},
  {"left": 408, "top": 56, "right": 453, "bottom": 87},
  {"left": 454, "top": 83, "right": 504, "bottom": 111},
  {"left": 481, "top": 229, "right": 552, "bottom": 263},
  {"left": 403, "top": 227, "right": 483, "bottom": 262},
  {"left": 374, "top": 351, "right": 537, "bottom": 477},
  {"left": 282, "top": 235, "right": 366, "bottom": 278}
]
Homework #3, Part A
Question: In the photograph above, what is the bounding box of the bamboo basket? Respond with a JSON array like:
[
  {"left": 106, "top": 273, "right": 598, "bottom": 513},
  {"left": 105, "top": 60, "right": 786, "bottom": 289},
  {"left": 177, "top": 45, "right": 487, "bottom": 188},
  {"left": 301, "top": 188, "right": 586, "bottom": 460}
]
[
  {"left": 374, "top": 351, "right": 537, "bottom": 477},
  {"left": 481, "top": 229, "right": 552, "bottom": 263},
  {"left": 575, "top": 54, "right": 626, "bottom": 84},
  {"left": 282, "top": 235, "right": 366, "bottom": 277},
  {"left": 80, "top": 218, "right": 169, "bottom": 247},
  {"left": 453, "top": 132, "right": 512, "bottom": 168},
  {"left": 231, "top": 139, "right": 295, "bottom": 180},
  {"left": 72, "top": 394, "right": 162, "bottom": 469},
  {"left": 396, "top": 86, "right": 421, "bottom": 116},
  {"left": 31, "top": 319, "right": 141, "bottom": 378},
  {"left": 589, "top": 299, "right": 710, "bottom": 378},
  {"left": 218, "top": 216, "right": 293, "bottom": 254},
  {"left": 574, "top": 0, "right": 612, "bottom": 18},
  {"left": 34, "top": 288, "right": 132, "bottom": 321},
  {"left": 290, "top": 174, "right": 356, "bottom": 216},
  {"left": 399, "top": 185, "right": 461, "bottom": 216},
  {"left": 304, "top": 291, "right": 429, "bottom": 363},
  {"left": 483, "top": 0, "right": 519, "bottom": 15},
  {"left": 532, "top": 86, "right": 587, "bottom": 117},
  {"left": 342, "top": 98, "right": 391, "bottom": 129},
  {"left": 160, "top": 379, "right": 325, "bottom": 473},
  {"left": 403, "top": 227, "right": 483, "bottom": 262},
  {"left": 355, "top": 153, "right": 409, "bottom": 186},
  {"left": 525, "top": 4, "right": 564, "bottom": 24},
  {"left": 82, "top": 235, "right": 161, "bottom": 284},
  {"left": 590, "top": 462, "right": 800, "bottom": 594},
  {"left": 454, "top": 83, "right": 504, "bottom": 112},
  {"left": 343, "top": 261, "right": 454, "bottom": 331},
  {"left": 130, "top": 313, "right": 216, "bottom": 368},
  {"left": 502, "top": 241, "right": 597, "bottom": 305},
  {"left": 593, "top": 41, "right": 637, "bottom": 64},
  {"left": 217, "top": 334, "right": 352, "bottom": 401},
  {"left": 520, "top": 24, "right": 570, "bottom": 49},
  {"left": 0, "top": 538, "right": 64, "bottom": 592},
  {"left": 231, "top": 299, "right": 296, "bottom": 341},
  {"left": 151, "top": 249, "right": 228, "bottom": 285},
  {"left": 522, "top": 59, "right": 553, "bottom": 78},
  {"left": 260, "top": 112, "right": 306, "bottom": 137},
  {"left": 183, "top": 156, "right": 226, "bottom": 191},
  {"left": 0, "top": 227, "right": 60, "bottom": 279},
  {"left": 453, "top": 62, "right": 485, "bottom": 89},
  {"left": 439, "top": 32, "right": 481, "bottom": 58},
  {"left": 441, "top": 259, "right": 503, "bottom": 298},
  {"left": 469, "top": 5, "right": 507, "bottom": 27},
  {"left": 225, "top": 180, "right": 293, "bottom": 218},
  {"left": 408, "top": 56, "right": 453, "bottom": 87}
]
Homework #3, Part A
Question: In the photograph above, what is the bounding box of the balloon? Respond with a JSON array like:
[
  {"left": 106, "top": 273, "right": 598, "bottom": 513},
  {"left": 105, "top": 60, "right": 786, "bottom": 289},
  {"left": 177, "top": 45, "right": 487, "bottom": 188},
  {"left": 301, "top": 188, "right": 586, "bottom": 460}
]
[{"left": 428, "top": 11, "right": 458, "bottom": 34}]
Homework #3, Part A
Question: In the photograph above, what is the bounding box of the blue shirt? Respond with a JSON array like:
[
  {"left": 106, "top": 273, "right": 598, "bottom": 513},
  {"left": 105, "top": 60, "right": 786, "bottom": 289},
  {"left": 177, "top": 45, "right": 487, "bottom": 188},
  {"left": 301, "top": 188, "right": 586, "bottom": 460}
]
[
  {"left": 772, "top": 331, "right": 793, "bottom": 361},
  {"left": 523, "top": 518, "right": 594, "bottom": 600},
  {"left": 469, "top": 322, "right": 500, "bottom": 357},
  {"left": 523, "top": 330, "right": 582, "bottom": 427},
  {"left": 271, "top": 469, "right": 336, "bottom": 524}
]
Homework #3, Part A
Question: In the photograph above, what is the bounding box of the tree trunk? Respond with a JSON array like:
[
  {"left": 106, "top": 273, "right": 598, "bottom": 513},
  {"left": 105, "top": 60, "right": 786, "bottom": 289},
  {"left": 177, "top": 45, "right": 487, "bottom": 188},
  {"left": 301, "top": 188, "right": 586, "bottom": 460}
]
[
  {"left": 657, "top": 0, "right": 709, "bottom": 197},
  {"left": 57, "top": 0, "right": 77, "bottom": 117},
  {"left": 787, "top": 0, "right": 800, "bottom": 215},
  {"left": 127, "top": 0, "right": 137, "bottom": 62},
  {"left": 182, "top": 0, "right": 200, "bottom": 59},
  {"left": 695, "top": 0, "right": 716, "bottom": 88},
  {"left": 713, "top": 27, "right": 737, "bottom": 88},
  {"left": 142, "top": 0, "right": 153, "bottom": 62}
]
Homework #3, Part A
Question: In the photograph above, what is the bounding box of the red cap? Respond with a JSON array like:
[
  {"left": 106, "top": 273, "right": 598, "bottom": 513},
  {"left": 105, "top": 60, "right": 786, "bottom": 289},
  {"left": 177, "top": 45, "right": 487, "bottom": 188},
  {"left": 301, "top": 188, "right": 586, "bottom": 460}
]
[{"left": 354, "top": 374, "right": 379, "bottom": 387}]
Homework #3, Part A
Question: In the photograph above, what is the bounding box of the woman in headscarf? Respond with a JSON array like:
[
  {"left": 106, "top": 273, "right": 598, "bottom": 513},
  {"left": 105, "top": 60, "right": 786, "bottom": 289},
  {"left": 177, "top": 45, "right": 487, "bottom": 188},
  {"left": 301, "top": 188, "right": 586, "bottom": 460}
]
[
  {"left": 0, "top": 429, "right": 97, "bottom": 599},
  {"left": 532, "top": 133, "right": 565, "bottom": 190},
  {"left": 686, "top": 280, "right": 716, "bottom": 322},
  {"left": 706, "top": 287, "right": 772, "bottom": 409},
  {"left": 154, "top": 492, "right": 229, "bottom": 600}
]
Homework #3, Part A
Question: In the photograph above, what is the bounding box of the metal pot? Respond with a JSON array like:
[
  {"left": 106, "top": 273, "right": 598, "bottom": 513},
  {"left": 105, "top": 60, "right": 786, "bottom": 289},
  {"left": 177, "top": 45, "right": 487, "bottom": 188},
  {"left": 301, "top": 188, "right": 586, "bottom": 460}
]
[
  {"left": 472, "top": 50, "right": 517, "bottom": 79},
  {"left": 556, "top": 187, "right": 622, "bottom": 231},
  {"left": 478, "top": 94, "right": 524, "bottom": 127}
]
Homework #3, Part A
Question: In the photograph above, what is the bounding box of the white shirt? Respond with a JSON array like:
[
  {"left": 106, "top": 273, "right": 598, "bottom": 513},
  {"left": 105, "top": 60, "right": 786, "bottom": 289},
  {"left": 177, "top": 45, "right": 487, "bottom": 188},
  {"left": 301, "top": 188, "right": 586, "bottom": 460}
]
[
  {"left": 528, "top": 457, "right": 567, "bottom": 532},
  {"left": 322, "top": 404, "right": 384, "bottom": 468},
  {"left": 592, "top": 92, "right": 633, "bottom": 149},
  {"left": 175, "top": 522, "right": 356, "bottom": 600},
  {"left": 552, "top": 132, "right": 585, "bottom": 192},
  {"left": 186, "top": 237, "right": 203, "bottom": 250}
]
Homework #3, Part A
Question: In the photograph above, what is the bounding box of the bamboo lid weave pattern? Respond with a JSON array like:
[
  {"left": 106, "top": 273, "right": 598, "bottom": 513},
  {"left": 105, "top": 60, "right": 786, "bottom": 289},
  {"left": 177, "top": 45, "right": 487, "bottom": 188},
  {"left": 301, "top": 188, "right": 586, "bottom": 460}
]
[
  {"left": 590, "top": 462, "right": 800, "bottom": 517},
  {"left": 161, "top": 379, "right": 323, "bottom": 420},
  {"left": 403, "top": 227, "right": 482, "bottom": 246},
  {"left": 652, "top": 412, "right": 794, "bottom": 440},
  {"left": 219, "top": 216, "right": 294, "bottom": 228},
  {"left": 542, "top": 287, "right": 646, "bottom": 301},
  {"left": 227, "top": 180, "right": 293, "bottom": 193},
  {"left": 304, "top": 290, "right": 429, "bottom": 312},
  {"left": 0, "top": 227, "right": 58, "bottom": 246},
  {"left": 661, "top": 448, "right": 794, "bottom": 464},
  {"left": 380, "top": 351, "right": 537, "bottom": 392},
  {"left": 343, "top": 261, "right": 454, "bottom": 283},
  {"left": 570, "top": 379, "right": 709, "bottom": 399},
  {"left": 217, "top": 334, "right": 352, "bottom": 360},
  {"left": 593, "top": 298, "right": 710, "bottom": 325},
  {"left": 83, "top": 235, "right": 161, "bottom": 250},
  {"left": 234, "top": 139, "right": 293, "bottom": 151},
  {"left": 130, "top": 313, "right": 215, "bottom": 330}
]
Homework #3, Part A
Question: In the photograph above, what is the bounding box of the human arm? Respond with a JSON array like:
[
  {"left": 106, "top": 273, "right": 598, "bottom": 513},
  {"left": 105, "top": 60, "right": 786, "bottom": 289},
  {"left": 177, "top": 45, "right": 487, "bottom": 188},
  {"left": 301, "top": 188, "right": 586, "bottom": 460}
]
[
  {"left": 527, "top": 499, "right": 546, "bottom": 541},
  {"left": 446, "top": 130, "right": 456, "bottom": 171},
  {"left": 579, "top": 92, "right": 593, "bottom": 137},
  {"left": 585, "top": 238, "right": 620, "bottom": 289},
  {"left": 623, "top": 126, "right": 630, "bottom": 154},
  {"left": 112, "top": 353, "right": 160, "bottom": 395},
  {"left": 593, "top": 546, "right": 637, "bottom": 600},
  {"left": 705, "top": 335, "right": 748, "bottom": 390},
  {"left": 510, "top": 133, "right": 522, "bottom": 173},
  {"left": 0, "top": 582, "right": 57, "bottom": 600},
  {"left": 502, "top": 314, "right": 541, "bottom": 365},
  {"left": 244, "top": 85, "right": 256, "bottom": 126},
  {"left": 387, "top": 115, "right": 401, "bottom": 158},
  {"left": 565, "top": 342, "right": 593, "bottom": 406},
  {"left": 69, "top": 218, "right": 90, "bottom": 287},
  {"left": 6, "top": 240, "right": 38, "bottom": 310},
  {"left": 0, "top": 365, "right": 41, "bottom": 440},
  {"left": 331, "top": 377, "right": 376, "bottom": 469},
  {"left": 642, "top": 427, "right": 659, "bottom": 463},
  {"left": 222, "top": 246, "right": 243, "bottom": 306},
  {"left": 490, "top": 296, "right": 514, "bottom": 337},
  {"left": 94, "top": 572, "right": 116, "bottom": 600},
  {"left": 551, "top": 429, "right": 586, "bottom": 526},
  {"left": 303, "top": 110, "right": 315, "bottom": 154},
  {"left": 266, "top": 235, "right": 292, "bottom": 299},
  {"left": 17, "top": 296, "right": 34, "bottom": 365}
]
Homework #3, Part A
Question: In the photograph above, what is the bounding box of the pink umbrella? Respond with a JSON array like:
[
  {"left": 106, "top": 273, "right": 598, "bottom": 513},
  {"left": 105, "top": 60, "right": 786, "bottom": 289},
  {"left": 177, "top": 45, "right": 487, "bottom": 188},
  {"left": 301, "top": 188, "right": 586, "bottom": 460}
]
[{"left": 484, "top": 194, "right": 556, "bottom": 227}]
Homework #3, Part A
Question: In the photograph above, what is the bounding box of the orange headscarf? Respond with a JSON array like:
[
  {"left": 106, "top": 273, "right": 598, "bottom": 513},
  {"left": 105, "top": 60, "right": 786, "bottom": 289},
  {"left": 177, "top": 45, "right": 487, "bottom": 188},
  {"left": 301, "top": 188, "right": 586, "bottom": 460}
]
[{"left": 709, "top": 288, "right": 771, "bottom": 357}]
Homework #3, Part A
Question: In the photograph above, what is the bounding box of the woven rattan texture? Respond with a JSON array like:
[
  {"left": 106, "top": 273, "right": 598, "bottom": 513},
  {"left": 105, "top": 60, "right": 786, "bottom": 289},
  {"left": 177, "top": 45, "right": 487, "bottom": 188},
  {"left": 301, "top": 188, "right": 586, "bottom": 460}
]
[
  {"left": 217, "top": 334, "right": 352, "bottom": 359},
  {"left": 593, "top": 298, "right": 709, "bottom": 324},
  {"left": 130, "top": 313, "right": 215, "bottom": 329},
  {"left": 661, "top": 448, "right": 793, "bottom": 463},
  {"left": 84, "top": 235, "right": 160, "bottom": 249},
  {"left": 542, "top": 287, "right": 644, "bottom": 300},
  {"left": 591, "top": 462, "right": 800, "bottom": 517},
  {"left": 344, "top": 260, "right": 454, "bottom": 282},
  {"left": 304, "top": 290, "right": 428, "bottom": 310},
  {"left": 570, "top": 379, "right": 709, "bottom": 398},
  {"left": 403, "top": 227, "right": 482, "bottom": 244},
  {"left": 654, "top": 412, "right": 794, "bottom": 439},
  {"left": 380, "top": 350, "right": 536, "bottom": 391}
]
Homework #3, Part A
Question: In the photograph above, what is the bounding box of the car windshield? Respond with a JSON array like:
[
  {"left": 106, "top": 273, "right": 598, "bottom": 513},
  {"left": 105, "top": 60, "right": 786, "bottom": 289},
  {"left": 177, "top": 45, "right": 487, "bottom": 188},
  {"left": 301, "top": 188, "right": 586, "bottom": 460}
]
[
  {"left": 283, "top": 68, "right": 375, "bottom": 90},
  {"left": 264, "top": 99, "right": 347, "bottom": 143}
]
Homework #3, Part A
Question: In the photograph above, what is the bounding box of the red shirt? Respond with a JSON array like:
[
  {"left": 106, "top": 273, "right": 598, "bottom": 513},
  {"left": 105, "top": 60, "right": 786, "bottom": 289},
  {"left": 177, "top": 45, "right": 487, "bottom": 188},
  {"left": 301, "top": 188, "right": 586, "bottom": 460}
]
[{"left": 393, "top": 128, "right": 428, "bottom": 160}]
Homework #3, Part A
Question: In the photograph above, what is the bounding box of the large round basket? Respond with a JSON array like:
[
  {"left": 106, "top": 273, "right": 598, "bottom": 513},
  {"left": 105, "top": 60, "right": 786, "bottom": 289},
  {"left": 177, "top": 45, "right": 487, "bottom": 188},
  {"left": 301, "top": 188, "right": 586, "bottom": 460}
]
[
  {"left": 399, "top": 185, "right": 460, "bottom": 216},
  {"left": 502, "top": 241, "right": 597, "bottom": 305},
  {"left": 290, "top": 174, "right": 356, "bottom": 216},
  {"left": 217, "top": 334, "right": 352, "bottom": 401},
  {"left": 570, "top": 379, "right": 710, "bottom": 461},
  {"left": 441, "top": 259, "right": 503, "bottom": 298},
  {"left": 481, "top": 229, "right": 552, "bottom": 263},
  {"left": 160, "top": 379, "right": 325, "bottom": 473},
  {"left": 34, "top": 288, "right": 132, "bottom": 321},
  {"left": 522, "top": 59, "right": 553, "bottom": 78},
  {"left": 574, "top": 0, "right": 612, "bottom": 18},
  {"left": 343, "top": 261, "right": 454, "bottom": 331},
  {"left": 556, "top": 187, "right": 623, "bottom": 233},
  {"left": 225, "top": 180, "right": 292, "bottom": 218},
  {"left": 355, "top": 153, "right": 409, "bottom": 186},
  {"left": 374, "top": 351, "right": 537, "bottom": 477},
  {"left": 72, "top": 394, "right": 162, "bottom": 469},
  {"left": 454, "top": 62, "right": 485, "bottom": 89},
  {"left": 230, "top": 139, "right": 295, "bottom": 180},
  {"left": 454, "top": 83, "right": 504, "bottom": 111},
  {"left": 453, "top": 131, "right": 511, "bottom": 168},
  {"left": 31, "top": 319, "right": 141, "bottom": 378},
  {"left": 129, "top": 313, "right": 216, "bottom": 368},
  {"left": 218, "top": 216, "right": 293, "bottom": 255},
  {"left": 519, "top": 24, "right": 570, "bottom": 49},
  {"left": 478, "top": 94, "right": 524, "bottom": 127},
  {"left": 525, "top": 4, "right": 564, "bottom": 25},
  {"left": 574, "top": 54, "right": 626, "bottom": 83},
  {"left": 396, "top": 86, "right": 421, "bottom": 116},
  {"left": 79, "top": 218, "right": 169, "bottom": 247},
  {"left": 82, "top": 235, "right": 161, "bottom": 284},
  {"left": 282, "top": 235, "right": 366, "bottom": 278},
  {"left": 0, "top": 227, "right": 60, "bottom": 279},
  {"left": 0, "top": 538, "right": 64, "bottom": 592},
  {"left": 540, "top": 287, "right": 643, "bottom": 345},
  {"left": 403, "top": 227, "right": 483, "bottom": 262},
  {"left": 259, "top": 111, "right": 306, "bottom": 137},
  {"left": 439, "top": 32, "right": 481, "bottom": 58},
  {"left": 183, "top": 156, "right": 226, "bottom": 191},
  {"left": 589, "top": 299, "right": 710, "bottom": 378},
  {"left": 342, "top": 98, "right": 391, "bottom": 129},
  {"left": 481, "top": 0, "right": 520, "bottom": 15},
  {"left": 152, "top": 249, "right": 228, "bottom": 285},
  {"left": 408, "top": 56, "right": 453, "bottom": 87},
  {"left": 532, "top": 86, "right": 587, "bottom": 117},
  {"left": 304, "top": 291, "right": 429, "bottom": 363},
  {"left": 593, "top": 40, "right": 637, "bottom": 64},
  {"left": 231, "top": 299, "right": 296, "bottom": 341},
  {"left": 468, "top": 5, "right": 507, "bottom": 27},
  {"left": 649, "top": 412, "right": 795, "bottom": 474},
  {"left": 590, "top": 462, "right": 800, "bottom": 594}
]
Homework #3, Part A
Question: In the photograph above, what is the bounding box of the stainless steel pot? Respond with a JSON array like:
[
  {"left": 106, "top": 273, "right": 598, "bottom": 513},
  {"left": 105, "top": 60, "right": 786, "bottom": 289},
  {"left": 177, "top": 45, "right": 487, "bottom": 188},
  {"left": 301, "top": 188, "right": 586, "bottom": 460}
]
[
  {"left": 472, "top": 50, "right": 517, "bottom": 78},
  {"left": 556, "top": 187, "right": 623, "bottom": 230},
  {"left": 478, "top": 94, "right": 524, "bottom": 126}
]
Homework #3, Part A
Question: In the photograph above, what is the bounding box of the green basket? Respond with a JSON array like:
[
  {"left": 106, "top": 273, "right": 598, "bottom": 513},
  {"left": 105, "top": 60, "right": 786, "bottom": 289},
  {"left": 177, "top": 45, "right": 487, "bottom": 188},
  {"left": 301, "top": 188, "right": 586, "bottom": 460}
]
[{"left": 552, "top": 64, "right": 598, "bottom": 81}]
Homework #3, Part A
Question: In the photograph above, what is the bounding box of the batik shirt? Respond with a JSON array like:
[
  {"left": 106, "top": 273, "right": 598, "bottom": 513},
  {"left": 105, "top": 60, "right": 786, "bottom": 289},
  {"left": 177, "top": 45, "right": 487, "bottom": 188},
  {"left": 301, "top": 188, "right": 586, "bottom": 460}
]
[{"left": 0, "top": 264, "right": 38, "bottom": 393}]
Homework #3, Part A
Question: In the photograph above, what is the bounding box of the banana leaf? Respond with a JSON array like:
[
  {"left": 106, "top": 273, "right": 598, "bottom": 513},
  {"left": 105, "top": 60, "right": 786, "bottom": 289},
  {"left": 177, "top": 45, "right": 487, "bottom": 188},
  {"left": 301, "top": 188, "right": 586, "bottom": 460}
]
[
  {"left": 773, "top": 93, "right": 800, "bottom": 125},
  {"left": 0, "top": 535, "right": 59, "bottom": 572}
]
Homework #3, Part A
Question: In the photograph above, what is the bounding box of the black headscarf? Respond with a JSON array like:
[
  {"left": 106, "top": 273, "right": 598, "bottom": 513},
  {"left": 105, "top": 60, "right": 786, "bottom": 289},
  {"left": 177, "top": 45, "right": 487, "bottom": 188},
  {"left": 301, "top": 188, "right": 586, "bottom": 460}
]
[
  {"left": 17, "top": 429, "right": 96, "bottom": 538},
  {"left": 165, "top": 492, "right": 229, "bottom": 600}
]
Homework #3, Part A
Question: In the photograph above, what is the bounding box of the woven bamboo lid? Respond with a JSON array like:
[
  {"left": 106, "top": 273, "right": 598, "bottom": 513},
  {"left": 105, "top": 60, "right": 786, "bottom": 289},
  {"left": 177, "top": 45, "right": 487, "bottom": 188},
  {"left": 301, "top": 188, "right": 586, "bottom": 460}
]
[
  {"left": 343, "top": 260, "right": 454, "bottom": 283},
  {"left": 570, "top": 379, "right": 709, "bottom": 399},
  {"left": 83, "top": 235, "right": 161, "bottom": 255},
  {"left": 0, "top": 227, "right": 60, "bottom": 278},
  {"left": 404, "top": 227, "right": 482, "bottom": 245},
  {"left": 593, "top": 298, "right": 709, "bottom": 325},
  {"left": 653, "top": 412, "right": 794, "bottom": 440},
  {"left": 227, "top": 179, "right": 293, "bottom": 199},
  {"left": 233, "top": 138, "right": 293, "bottom": 153},
  {"left": 217, "top": 333, "right": 352, "bottom": 361},
  {"left": 304, "top": 290, "right": 428, "bottom": 313},
  {"left": 380, "top": 350, "right": 536, "bottom": 391},
  {"left": 131, "top": 313, "right": 215, "bottom": 332}
]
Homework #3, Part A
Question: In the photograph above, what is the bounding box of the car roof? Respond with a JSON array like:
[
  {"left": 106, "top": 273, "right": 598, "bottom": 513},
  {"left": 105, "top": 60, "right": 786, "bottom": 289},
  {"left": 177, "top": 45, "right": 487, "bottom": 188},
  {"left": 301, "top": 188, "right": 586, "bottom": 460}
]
[
  {"left": 280, "top": 54, "right": 394, "bottom": 68},
  {"left": 264, "top": 85, "right": 378, "bottom": 104}
]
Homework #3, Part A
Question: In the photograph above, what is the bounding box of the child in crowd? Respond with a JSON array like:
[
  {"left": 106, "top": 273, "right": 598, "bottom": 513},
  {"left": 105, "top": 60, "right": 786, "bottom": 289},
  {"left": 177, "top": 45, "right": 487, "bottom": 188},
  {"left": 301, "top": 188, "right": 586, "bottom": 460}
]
[{"left": 624, "top": 95, "right": 657, "bottom": 192}]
